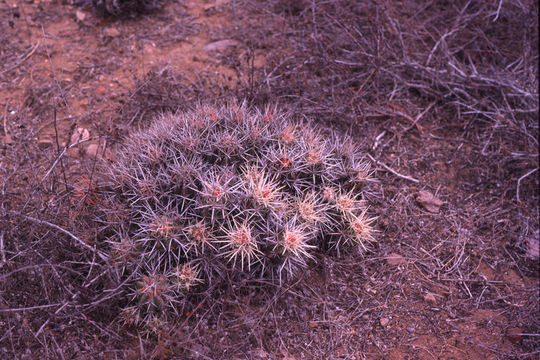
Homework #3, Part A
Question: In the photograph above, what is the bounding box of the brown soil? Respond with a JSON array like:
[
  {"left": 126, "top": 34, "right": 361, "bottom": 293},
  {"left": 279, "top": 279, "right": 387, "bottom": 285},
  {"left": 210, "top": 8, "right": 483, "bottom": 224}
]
[{"left": 0, "top": 0, "right": 538, "bottom": 359}]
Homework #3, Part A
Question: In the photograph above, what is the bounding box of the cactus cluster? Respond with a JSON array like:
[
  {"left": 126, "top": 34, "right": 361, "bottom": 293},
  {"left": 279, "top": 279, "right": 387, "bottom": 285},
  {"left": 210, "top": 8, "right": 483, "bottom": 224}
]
[
  {"left": 92, "top": 0, "right": 162, "bottom": 17},
  {"left": 101, "top": 103, "right": 376, "bottom": 327}
]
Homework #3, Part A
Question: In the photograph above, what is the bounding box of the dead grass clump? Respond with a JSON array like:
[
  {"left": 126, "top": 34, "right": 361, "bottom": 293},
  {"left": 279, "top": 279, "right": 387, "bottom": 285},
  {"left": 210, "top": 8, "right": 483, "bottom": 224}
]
[
  {"left": 117, "top": 68, "right": 206, "bottom": 127},
  {"left": 1, "top": 0, "right": 538, "bottom": 357},
  {"left": 233, "top": 0, "right": 538, "bottom": 141},
  {"left": 0, "top": 112, "right": 121, "bottom": 357}
]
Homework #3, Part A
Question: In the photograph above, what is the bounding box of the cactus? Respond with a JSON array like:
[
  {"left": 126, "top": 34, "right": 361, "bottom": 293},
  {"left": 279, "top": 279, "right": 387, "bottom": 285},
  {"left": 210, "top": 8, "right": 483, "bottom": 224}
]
[
  {"left": 101, "top": 102, "right": 377, "bottom": 328},
  {"left": 92, "top": 0, "right": 162, "bottom": 17}
]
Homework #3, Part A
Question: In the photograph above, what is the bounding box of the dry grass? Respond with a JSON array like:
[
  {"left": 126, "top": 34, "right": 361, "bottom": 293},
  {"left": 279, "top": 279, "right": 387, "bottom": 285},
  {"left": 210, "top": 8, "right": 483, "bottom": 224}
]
[{"left": 0, "top": 0, "right": 538, "bottom": 358}]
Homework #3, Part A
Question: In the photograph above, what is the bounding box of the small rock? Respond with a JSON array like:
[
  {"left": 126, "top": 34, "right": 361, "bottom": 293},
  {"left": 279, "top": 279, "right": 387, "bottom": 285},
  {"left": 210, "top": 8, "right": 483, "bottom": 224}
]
[
  {"left": 380, "top": 317, "right": 390, "bottom": 327},
  {"left": 203, "top": 39, "right": 240, "bottom": 52},
  {"left": 386, "top": 253, "right": 406, "bottom": 266},
  {"left": 308, "top": 321, "right": 318, "bottom": 328},
  {"left": 424, "top": 292, "right": 437, "bottom": 305},
  {"left": 416, "top": 190, "right": 443, "bottom": 213},
  {"left": 37, "top": 139, "right": 53, "bottom": 149},
  {"left": 506, "top": 327, "right": 523, "bottom": 343},
  {"left": 143, "top": 42, "right": 156, "bottom": 54},
  {"left": 203, "top": 3, "right": 215, "bottom": 12},
  {"left": 1, "top": 135, "right": 13, "bottom": 144},
  {"left": 95, "top": 86, "right": 107, "bottom": 96},
  {"left": 85, "top": 143, "right": 102, "bottom": 158},
  {"left": 75, "top": 10, "right": 86, "bottom": 22},
  {"left": 71, "top": 127, "right": 90, "bottom": 145},
  {"left": 104, "top": 27, "right": 120, "bottom": 38}
]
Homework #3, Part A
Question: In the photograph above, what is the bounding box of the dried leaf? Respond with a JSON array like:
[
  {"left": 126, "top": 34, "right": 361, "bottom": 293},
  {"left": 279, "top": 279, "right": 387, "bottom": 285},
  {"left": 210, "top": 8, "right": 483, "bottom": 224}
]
[
  {"left": 525, "top": 230, "right": 539, "bottom": 260},
  {"left": 75, "top": 10, "right": 86, "bottom": 22},
  {"left": 86, "top": 143, "right": 101, "bottom": 158},
  {"left": 386, "top": 253, "right": 406, "bottom": 265},
  {"left": 416, "top": 190, "right": 443, "bottom": 213},
  {"left": 104, "top": 27, "right": 121, "bottom": 38},
  {"left": 71, "top": 127, "right": 90, "bottom": 145}
]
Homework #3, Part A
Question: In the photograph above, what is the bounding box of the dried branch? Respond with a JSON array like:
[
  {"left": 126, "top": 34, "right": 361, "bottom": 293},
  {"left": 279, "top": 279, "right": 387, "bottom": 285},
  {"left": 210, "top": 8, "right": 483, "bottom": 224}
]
[{"left": 366, "top": 153, "right": 420, "bottom": 183}]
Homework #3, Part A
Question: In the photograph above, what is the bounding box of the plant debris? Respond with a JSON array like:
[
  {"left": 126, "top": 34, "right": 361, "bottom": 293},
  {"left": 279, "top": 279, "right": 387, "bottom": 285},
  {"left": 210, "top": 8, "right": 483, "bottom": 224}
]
[
  {"left": 416, "top": 190, "right": 444, "bottom": 213},
  {"left": 0, "top": 0, "right": 537, "bottom": 358}
]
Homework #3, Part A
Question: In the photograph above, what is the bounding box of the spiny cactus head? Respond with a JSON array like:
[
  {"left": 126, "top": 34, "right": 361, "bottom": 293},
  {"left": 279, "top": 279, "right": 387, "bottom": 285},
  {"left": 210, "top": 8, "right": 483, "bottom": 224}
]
[
  {"left": 135, "top": 273, "right": 170, "bottom": 309},
  {"left": 172, "top": 263, "right": 203, "bottom": 291},
  {"left": 219, "top": 220, "right": 263, "bottom": 271},
  {"left": 279, "top": 223, "right": 315, "bottom": 259},
  {"left": 345, "top": 210, "right": 378, "bottom": 248}
]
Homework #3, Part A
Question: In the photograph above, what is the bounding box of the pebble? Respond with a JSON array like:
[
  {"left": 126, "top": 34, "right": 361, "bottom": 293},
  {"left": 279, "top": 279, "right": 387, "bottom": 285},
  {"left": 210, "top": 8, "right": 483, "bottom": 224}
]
[
  {"left": 71, "top": 127, "right": 90, "bottom": 145},
  {"left": 203, "top": 39, "right": 240, "bottom": 52},
  {"left": 424, "top": 292, "right": 437, "bottom": 305},
  {"left": 37, "top": 139, "right": 53, "bottom": 149},
  {"left": 386, "top": 253, "right": 406, "bottom": 266},
  {"left": 85, "top": 143, "right": 101, "bottom": 158},
  {"left": 416, "top": 190, "right": 443, "bottom": 213},
  {"left": 104, "top": 27, "right": 121, "bottom": 38}
]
